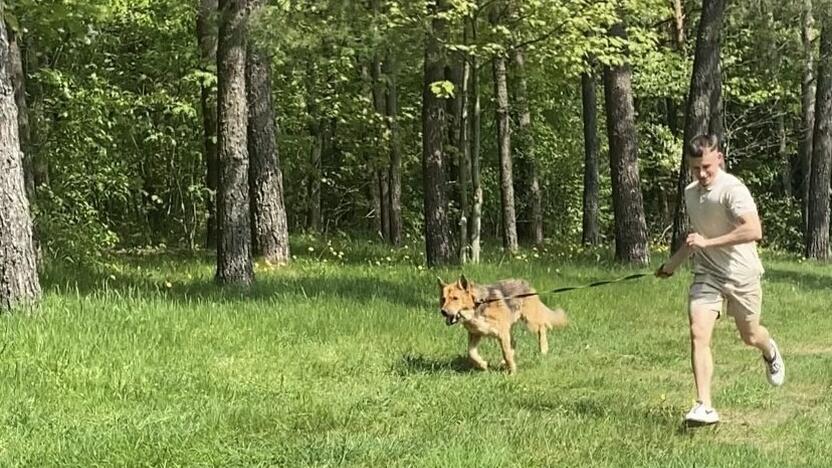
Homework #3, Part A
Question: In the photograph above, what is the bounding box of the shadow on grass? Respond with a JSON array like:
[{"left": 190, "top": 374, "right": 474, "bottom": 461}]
[
  {"left": 41, "top": 254, "right": 433, "bottom": 309},
  {"left": 393, "top": 353, "right": 480, "bottom": 375},
  {"left": 517, "top": 395, "right": 684, "bottom": 429},
  {"left": 765, "top": 268, "right": 832, "bottom": 293}
]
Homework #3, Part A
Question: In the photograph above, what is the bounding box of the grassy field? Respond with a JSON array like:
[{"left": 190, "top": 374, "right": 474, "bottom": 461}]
[{"left": 2, "top": 237, "right": 831, "bottom": 467}]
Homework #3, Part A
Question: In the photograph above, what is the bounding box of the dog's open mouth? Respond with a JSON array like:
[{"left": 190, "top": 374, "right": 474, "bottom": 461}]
[{"left": 441, "top": 310, "right": 459, "bottom": 326}]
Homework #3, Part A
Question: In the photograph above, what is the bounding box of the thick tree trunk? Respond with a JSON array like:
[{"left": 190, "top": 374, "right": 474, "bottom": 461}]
[
  {"left": 384, "top": 52, "right": 403, "bottom": 246},
  {"left": 603, "top": 23, "right": 649, "bottom": 266},
  {"left": 216, "top": 0, "right": 253, "bottom": 285},
  {"left": 806, "top": 18, "right": 832, "bottom": 260},
  {"left": 0, "top": 13, "right": 41, "bottom": 311},
  {"left": 801, "top": 0, "right": 816, "bottom": 235},
  {"left": 246, "top": 0, "right": 289, "bottom": 265},
  {"left": 512, "top": 47, "right": 543, "bottom": 247},
  {"left": 422, "top": 0, "right": 454, "bottom": 266},
  {"left": 581, "top": 70, "right": 601, "bottom": 246},
  {"left": 6, "top": 27, "right": 30, "bottom": 201},
  {"left": 671, "top": 0, "right": 725, "bottom": 252},
  {"left": 197, "top": 0, "right": 220, "bottom": 249}
]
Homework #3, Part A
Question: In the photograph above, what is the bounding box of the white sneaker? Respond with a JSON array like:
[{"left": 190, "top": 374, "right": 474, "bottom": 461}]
[
  {"left": 685, "top": 401, "right": 719, "bottom": 425},
  {"left": 764, "top": 339, "right": 785, "bottom": 386}
]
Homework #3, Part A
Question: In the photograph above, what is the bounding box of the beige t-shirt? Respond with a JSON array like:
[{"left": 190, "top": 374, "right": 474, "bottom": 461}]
[{"left": 684, "top": 170, "right": 764, "bottom": 283}]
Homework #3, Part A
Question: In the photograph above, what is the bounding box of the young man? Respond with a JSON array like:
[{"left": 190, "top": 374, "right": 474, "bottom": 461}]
[{"left": 657, "top": 134, "right": 784, "bottom": 425}]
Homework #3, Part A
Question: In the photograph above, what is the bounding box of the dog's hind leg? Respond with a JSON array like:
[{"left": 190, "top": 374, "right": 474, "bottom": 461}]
[
  {"left": 498, "top": 330, "right": 517, "bottom": 374},
  {"left": 467, "top": 333, "right": 488, "bottom": 370},
  {"left": 537, "top": 327, "right": 549, "bottom": 355}
]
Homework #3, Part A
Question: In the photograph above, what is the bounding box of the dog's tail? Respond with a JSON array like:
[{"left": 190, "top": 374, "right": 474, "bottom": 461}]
[{"left": 545, "top": 306, "right": 568, "bottom": 330}]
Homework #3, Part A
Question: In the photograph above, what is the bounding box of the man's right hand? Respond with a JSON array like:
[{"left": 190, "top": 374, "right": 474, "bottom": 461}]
[{"left": 655, "top": 263, "right": 673, "bottom": 278}]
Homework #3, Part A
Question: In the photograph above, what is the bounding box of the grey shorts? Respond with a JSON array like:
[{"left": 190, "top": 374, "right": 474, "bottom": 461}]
[{"left": 688, "top": 277, "right": 762, "bottom": 321}]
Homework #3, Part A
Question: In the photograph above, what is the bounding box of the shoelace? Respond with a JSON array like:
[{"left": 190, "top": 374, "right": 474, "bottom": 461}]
[{"left": 765, "top": 352, "right": 781, "bottom": 373}]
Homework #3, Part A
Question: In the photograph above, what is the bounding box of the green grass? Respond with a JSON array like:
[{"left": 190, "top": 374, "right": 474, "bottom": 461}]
[{"left": 2, "top": 237, "right": 831, "bottom": 467}]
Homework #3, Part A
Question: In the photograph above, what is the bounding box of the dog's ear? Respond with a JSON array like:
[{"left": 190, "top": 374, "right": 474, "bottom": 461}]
[
  {"left": 436, "top": 276, "right": 445, "bottom": 288},
  {"left": 458, "top": 274, "right": 469, "bottom": 290}
]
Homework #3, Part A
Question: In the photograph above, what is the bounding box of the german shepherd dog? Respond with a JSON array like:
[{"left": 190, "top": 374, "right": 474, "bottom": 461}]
[{"left": 438, "top": 275, "right": 567, "bottom": 374}]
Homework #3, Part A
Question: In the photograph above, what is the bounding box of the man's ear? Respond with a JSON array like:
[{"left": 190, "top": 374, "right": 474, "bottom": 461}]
[{"left": 458, "top": 274, "right": 469, "bottom": 290}]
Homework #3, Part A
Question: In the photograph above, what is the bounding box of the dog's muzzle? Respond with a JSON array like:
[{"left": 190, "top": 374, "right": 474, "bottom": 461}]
[{"left": 440, "top": 309, "right": 459, "bottom": 326}]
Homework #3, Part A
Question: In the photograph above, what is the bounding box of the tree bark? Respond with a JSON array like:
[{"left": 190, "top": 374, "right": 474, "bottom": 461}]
[
  {"left": 216, "top": 0, "right": 253, "bottom": 285},
  {"left": 384, "top": 51, "right": 403, "bottom": 246},
  {"left": 512, "top": 46, "right": 543, "bottom": 247},
  {"left": 671, "top": 0, "right": 725, "bottom": 252},
  {"left": 603, "top": 22, "right": 649, "bottom": 266},
  {"left": 6, "top": 27, "right": 30, "bottom": 201},
  {"left": 800, "top": 0, "right": 816, "bottom": 235},
  {"left": 806, "top": 17, "right": 832, "bottom": 260},
  {"left": 370, "top": 52, "right": 390, "bottom": 241},
  {"left": 581, "top": 70, "right": 601, "bottom": 246},
  {"left": 0, "top": 12, "right": 41, "bottom": 311},
  {"left": 458, "top": 20, "right": 473, "bottom": 262},
  {"left": 422, "top": 0, "right": 455, "bottom": 266},
  {"left": 197, "top": 0, "right": 220, "bottom": 249},
  {"left": 246, "top": 0, "right": 289, "bottom": 265},
  {"left": 777, "top": 107, "right": 790, "bottom": 196},
  {"left": 469, "top": 13, "right": 482, "bottom": 264},
  {"left": 493, "top": 52, "right": 518, "bottom": 253}
]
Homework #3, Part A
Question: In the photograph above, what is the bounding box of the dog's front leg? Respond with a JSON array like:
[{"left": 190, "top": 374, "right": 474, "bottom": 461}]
[
  {"left": 498, "top": 330, "right": 517, "bottom": 374},
  {"left": 467, "top": 333, "right": 488, "bottom": 370}
]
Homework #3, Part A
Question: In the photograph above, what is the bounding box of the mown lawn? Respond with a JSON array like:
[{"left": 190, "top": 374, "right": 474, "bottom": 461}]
[{"left": 2, "top": 237, "right": 830, "bottom": 467}]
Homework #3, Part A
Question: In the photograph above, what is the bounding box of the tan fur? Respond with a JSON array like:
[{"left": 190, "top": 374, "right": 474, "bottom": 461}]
[{"left": 438, "top": 275, "right": 567, "bottom": 374}]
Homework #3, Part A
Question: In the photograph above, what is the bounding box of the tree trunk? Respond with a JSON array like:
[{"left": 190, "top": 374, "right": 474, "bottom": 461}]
[
  {"left": 384, "top": 52, "right": 403, "bottom": 246},
  {"left": 197, "top": 0, "right": 220, "bottom": 249},
  {"left": 672, "top": 0, "right": 686, "bottom": 48},
  {"left": 6, "top": 27, "right": 30, "bottom": 201},
  {"left": 469, "top": 13, "right": 483, "bottom": 264},
  {"left": 458, "top": 20, "right": 472, "bottom": 262},
  {"left": 581, "top": 70, "right": 601, "bottom": 246},
  {"left": 246, "top": 0, "right": 289, "bottom": 265},
  {"left": 422, "top": 0, "right": 454, "bottom": 266},
  {"left": 216, "top": 0, "right": 253, "bottom": 285},
  {"left": 0, "top": 13, "right": 41, "bottom": 311},
  {"left": 806, "top": 18, "right": 832, "bottom": 260},
  {"left": 308, "top": 119, "right": 323, "bottom": 233},
  {"left": 512, "top": 46, "right": 543, "bottom": 247},
  {"left": 777, "top": 107, "right": 791, "bottom": 196},
  {"left": 370, "top": 55, "right": 390, "bottom": 241},
  {"left": 603, "top": 23, "right": 649, "bottom": 266},
  {"left": 671, "top": 0, "right": 725, "bottom": 252},
  {"left": 492, "top": 53, "right": 518, "bottom": 253},
  {"left": 801, "top": 0, "right": 816, "bottom": 235}
]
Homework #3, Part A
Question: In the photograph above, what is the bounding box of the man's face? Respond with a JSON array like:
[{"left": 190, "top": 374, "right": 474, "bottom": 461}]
[{"left": 688, "top": 148, "right": 723, "bottom": 188}]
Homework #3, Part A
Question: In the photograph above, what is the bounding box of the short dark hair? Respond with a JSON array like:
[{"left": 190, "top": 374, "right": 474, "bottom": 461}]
[{"left": 688, "top": 134, "right": 719, "bottom": 158}]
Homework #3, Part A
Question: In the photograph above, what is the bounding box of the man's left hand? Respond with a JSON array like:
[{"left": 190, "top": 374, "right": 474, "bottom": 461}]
[{"left": 686, "top": 233, "right": 710, "bottom": 249}]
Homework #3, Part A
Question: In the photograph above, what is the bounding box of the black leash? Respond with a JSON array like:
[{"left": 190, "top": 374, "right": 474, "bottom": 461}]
[{"left": 475, "top": 272, "right": 652, "bottom": 305}]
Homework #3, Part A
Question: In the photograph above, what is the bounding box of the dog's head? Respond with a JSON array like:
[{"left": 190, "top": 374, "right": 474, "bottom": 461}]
[{"left": 438, "top": 275, "right": 477, "bottom": 326}]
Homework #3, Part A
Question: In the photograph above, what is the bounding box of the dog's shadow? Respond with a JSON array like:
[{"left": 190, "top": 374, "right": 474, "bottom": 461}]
[{"left": 394, "top": 354, "right": 480, "bottom": 375}]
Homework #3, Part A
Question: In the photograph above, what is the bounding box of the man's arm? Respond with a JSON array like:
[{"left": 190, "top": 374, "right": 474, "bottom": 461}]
[
  {"left": 656, "top": 244, "right": 693, "bottom": 277},
  {"left": 687, "top": 212, "right": 762, "bottom": 249}
]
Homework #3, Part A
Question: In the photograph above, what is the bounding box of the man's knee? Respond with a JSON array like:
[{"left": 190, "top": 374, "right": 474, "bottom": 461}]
[{"left": 689, "top": 312, "right": 717, "bottom": 346}]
